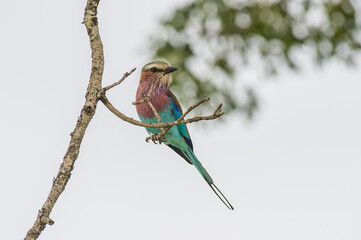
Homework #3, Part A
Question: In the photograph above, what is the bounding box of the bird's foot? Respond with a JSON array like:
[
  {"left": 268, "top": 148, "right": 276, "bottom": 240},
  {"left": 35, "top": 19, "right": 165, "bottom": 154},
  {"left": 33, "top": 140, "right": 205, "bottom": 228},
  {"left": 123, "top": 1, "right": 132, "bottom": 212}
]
[{"left": 145, "top": 133, "right": 165, "bottom": 144}]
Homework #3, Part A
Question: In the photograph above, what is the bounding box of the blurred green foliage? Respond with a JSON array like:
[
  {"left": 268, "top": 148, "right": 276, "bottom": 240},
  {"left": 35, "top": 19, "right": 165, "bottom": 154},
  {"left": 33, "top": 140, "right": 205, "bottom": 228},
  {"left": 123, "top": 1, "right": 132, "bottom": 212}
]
[{"left": 149, "top": 0, "right": 361, "bottom": 119}]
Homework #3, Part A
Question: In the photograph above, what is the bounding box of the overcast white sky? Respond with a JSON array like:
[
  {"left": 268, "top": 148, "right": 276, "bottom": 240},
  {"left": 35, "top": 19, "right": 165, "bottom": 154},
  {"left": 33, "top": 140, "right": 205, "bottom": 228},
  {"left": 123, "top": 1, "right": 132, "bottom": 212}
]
[{"left": 1, "top": 0, "right": 360, "bottom": 240}]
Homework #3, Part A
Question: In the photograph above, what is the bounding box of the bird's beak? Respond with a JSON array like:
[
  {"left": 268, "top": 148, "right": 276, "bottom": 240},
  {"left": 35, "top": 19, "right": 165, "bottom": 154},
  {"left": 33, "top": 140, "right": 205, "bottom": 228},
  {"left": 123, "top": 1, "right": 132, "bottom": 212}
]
[{"left": 163, "top": 66, "right": 178, "bottom": 75}]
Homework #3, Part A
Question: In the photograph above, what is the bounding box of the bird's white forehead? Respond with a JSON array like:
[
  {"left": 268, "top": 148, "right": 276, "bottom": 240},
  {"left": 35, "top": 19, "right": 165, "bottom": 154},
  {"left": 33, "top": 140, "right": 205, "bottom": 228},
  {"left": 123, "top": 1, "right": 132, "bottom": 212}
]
[{"left": 142, "top": 61, "right": 170, "bottom": 71}]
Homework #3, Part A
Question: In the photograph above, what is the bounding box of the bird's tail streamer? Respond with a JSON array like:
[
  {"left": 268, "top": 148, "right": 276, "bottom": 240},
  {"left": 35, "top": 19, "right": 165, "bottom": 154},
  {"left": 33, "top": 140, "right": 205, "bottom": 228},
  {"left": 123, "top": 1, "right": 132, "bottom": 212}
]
[{"left": 185, "top": 147, "right": 234, "bottom": 210}]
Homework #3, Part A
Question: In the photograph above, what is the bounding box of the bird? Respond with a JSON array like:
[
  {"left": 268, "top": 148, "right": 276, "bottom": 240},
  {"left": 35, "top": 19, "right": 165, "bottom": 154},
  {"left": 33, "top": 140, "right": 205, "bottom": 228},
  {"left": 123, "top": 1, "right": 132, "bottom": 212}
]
[{"left": 135, "top": 60, "right": 234, "bottom": 210}]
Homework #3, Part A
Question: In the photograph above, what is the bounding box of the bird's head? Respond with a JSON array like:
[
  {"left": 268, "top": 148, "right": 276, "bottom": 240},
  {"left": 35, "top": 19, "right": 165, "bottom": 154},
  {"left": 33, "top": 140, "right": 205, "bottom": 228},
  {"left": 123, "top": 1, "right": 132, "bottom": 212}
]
[{"left": 140, "top": 61, "right": 178, "bottom": 87}]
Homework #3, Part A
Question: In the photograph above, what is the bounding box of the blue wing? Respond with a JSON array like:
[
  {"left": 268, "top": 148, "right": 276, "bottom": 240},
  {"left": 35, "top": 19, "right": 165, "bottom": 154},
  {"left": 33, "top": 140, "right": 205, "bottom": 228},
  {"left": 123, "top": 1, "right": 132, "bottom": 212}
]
[
  {"left": 166, "top": 91, "right": 194, "bottom": 164},
  {"left": 169, "top": 91, "right": 193, "bottom": 150}
]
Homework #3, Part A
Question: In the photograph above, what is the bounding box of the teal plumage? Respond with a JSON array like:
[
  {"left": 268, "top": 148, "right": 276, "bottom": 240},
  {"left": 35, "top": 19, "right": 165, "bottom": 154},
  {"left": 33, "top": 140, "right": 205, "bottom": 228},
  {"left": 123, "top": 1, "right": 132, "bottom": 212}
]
[{"left": 136, "top": 61, "right": 233, "bottom": 210}]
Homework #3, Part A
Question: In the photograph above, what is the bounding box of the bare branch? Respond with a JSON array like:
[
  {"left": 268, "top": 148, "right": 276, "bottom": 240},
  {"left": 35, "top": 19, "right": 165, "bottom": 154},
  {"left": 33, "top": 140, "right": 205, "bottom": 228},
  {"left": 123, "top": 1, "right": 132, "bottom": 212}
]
[
  {"left": 213, "top": 103, "right": 223, "bottom": 115},
  {"left": 101, "top": 95, "right": 224, "bottom": 129},
  {"left": 179, "top": 97, "right": 210, "bottom": 119},
  {"left": 24, "top": 0, "right": 104, "bottom": 239},
  {"left": 147, "top": 79, "right": 157, "bottom": 97},
  {"left": 102, "top": 68, "right": 136, "bottom": 92}
]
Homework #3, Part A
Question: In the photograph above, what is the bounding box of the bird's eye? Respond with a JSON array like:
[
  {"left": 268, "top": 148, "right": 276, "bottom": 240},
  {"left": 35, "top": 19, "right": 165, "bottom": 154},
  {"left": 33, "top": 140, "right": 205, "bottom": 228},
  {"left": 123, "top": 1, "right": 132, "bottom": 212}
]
[{"left": 150, "top": 67, "right": 157, "bottom": 72}]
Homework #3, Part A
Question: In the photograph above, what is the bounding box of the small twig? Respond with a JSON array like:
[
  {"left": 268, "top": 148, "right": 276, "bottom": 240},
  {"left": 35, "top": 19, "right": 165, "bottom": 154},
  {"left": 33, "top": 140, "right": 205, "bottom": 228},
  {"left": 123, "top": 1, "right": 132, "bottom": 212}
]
[
  {"left": 213, "top": 103, "right": 223, "bottom": 115},
  {"left": 141, "top": 95, "right": 162, "bottom": 124},
  {"left": 132, "top": 99, "right": 145, "bottom": 105},
  {"left": 147, "top": 79, "right": 157, "bottom": 97},
  {"left": 155, "top": 97, "right": 211, "bottom": 140},
  {"left": 132, "top": 78, "right": 165, "bottom": 143},
  {"left": 103, "top": 68, "right": 136, "bottom": 92},
  {"left": 132, "top": 78, "right": 157, "bottom": 105},
  {"left": 132, "top": 77, "right": 157, "bottom": 105},
  {"left": 179, "top": 97, "right": 210, "bottom": 119},
  {"left": 138, "top": 95, "right": 164, "bottom": 144}
]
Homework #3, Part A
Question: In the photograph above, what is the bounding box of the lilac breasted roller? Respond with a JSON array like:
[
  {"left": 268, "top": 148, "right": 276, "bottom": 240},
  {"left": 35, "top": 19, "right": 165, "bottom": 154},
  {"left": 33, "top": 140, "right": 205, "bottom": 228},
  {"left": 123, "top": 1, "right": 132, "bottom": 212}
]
[{"left": 135, "top": 61, "right": 233, "bottom": 210}]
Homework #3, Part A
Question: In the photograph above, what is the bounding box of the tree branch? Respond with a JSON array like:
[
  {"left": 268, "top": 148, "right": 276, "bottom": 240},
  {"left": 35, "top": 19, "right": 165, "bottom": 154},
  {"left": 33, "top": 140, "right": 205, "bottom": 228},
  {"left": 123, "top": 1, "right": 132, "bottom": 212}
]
[
  {"left": 24, "top": 0, "right": 104, "bottom": 239},
  {"left": 102, "top": 68, "right": 136, "bottom": 92},
  {"left": 100, "top": 94, "right": 224, "bottom": 130}
]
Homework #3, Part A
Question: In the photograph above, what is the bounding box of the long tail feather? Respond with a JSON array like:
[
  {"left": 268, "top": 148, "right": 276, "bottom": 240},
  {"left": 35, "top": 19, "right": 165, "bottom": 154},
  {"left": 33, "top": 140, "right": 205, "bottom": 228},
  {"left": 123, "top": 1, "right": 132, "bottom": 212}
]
[
  {"left": 209, "top": 183, "right": 234, "bottom": 210},
  {"left": 184, "top": 147, "right": 234, "bottom": 210}
]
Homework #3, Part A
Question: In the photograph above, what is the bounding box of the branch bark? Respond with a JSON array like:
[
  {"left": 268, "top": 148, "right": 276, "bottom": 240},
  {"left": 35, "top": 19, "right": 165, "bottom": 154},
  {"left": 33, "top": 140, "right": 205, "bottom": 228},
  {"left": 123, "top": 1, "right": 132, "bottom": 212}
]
[{"left": 24, "top": 0, "right": 104, "bottom": 239}]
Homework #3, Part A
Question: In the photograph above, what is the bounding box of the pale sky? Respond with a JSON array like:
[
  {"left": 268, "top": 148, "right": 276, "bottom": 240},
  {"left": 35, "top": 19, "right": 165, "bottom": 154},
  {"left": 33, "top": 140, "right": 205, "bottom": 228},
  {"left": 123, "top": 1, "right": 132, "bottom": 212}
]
[{"left": 1, "top": 0, "right": 360, "bottom": 240}]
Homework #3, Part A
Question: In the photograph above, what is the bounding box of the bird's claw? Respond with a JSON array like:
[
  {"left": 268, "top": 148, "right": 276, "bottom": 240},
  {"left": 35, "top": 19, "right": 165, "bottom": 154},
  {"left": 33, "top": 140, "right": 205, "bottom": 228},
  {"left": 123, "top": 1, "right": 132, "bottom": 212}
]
[
  {"left": 157, "top": 134, "right": 165, "bottom": 144},
  {"left": 145, "top": 134, "right": 165, "bottom": 144}
]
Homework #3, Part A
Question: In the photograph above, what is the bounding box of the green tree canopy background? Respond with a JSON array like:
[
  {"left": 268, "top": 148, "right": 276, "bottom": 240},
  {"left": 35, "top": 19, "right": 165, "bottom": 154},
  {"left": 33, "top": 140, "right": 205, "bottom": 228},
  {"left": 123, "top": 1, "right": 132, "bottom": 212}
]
[{"left": 149, "top": 0, "right": 360, "bottom": 119}]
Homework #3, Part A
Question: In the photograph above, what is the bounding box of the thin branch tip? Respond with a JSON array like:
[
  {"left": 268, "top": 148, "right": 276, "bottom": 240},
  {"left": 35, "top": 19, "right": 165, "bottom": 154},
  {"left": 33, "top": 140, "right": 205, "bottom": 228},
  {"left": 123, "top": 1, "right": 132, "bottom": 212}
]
[
  {"left": 213, "top": 103, "right": 223, "bottom": 115},
  {"left": 102, "top": 67, "right": 137, "bottom": 92}
]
